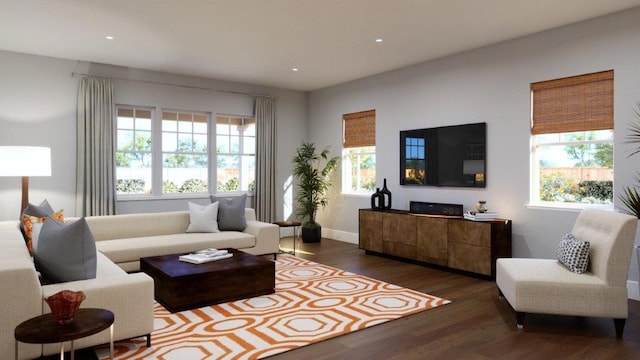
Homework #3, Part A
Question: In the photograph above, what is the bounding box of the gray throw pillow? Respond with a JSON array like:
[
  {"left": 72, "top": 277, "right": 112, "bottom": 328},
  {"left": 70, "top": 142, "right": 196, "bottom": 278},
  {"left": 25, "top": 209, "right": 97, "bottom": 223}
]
[
  {"left": 556, "top": 233, "right": 590, "bottom": 274},
  {"left": 209, "top": 194, "right": 247, "bottom": 231},
  {"left": 34, "top": 217, "right": 97, "bottom": 283},
  {"left": 20, "top": 199, "right": 55, "bottom": 233}
]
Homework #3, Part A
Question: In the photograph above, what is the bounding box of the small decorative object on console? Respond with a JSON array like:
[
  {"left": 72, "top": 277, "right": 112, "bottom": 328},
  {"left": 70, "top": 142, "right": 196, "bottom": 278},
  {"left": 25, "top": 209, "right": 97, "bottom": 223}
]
[
  {"left": 371, "top": 178, "right": 392, "bottom": 210},
  {"left": 474, "top": 200, "right": 488, "bottom": 213},
  {"left": 44, "top": 290, "right": 86, "bottom": 325}
]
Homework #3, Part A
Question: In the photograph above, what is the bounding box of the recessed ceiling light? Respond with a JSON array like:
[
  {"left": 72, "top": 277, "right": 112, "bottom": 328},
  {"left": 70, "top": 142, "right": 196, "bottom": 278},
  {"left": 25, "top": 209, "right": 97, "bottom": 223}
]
[
  {"left": 292, "top": 68, "right": 299, "bottom": 72},
  {"left": 375, "top": 38, "right": 383, "bottom": 43},
  {"left": 105, "top": 35, "right": 114, "bottom": 40}
]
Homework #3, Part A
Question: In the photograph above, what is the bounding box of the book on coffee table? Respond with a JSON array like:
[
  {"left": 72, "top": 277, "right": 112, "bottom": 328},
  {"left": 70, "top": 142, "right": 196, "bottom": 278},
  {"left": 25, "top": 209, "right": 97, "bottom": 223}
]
[{"left": 179, "top": 249, "right": 233, "bottom": 264}]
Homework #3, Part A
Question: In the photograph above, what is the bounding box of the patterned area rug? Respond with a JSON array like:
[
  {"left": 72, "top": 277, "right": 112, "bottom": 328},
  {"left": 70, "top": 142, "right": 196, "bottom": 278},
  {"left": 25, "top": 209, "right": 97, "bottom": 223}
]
[{"left": 96, "top": 256, "right": 450, "bottom": 359}]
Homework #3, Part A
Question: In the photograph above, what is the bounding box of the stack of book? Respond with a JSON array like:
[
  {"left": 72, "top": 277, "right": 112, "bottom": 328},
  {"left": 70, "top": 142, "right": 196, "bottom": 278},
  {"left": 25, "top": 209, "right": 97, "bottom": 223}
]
[
  {"left": 463, "top": 211, "right": 499, "bottom": 221},
  {"left": 179, "top": 248, "right": 233, "bottom": 264}
]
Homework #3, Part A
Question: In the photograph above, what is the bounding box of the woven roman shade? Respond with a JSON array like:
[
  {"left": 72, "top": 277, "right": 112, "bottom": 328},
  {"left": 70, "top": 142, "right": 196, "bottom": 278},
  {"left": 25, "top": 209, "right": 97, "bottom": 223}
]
[
  {"left": 343, "top": 110, "right": 375, "bottom": 148},
  {"left": 531, "top": 70, "right": 613, "bottom": 135}
]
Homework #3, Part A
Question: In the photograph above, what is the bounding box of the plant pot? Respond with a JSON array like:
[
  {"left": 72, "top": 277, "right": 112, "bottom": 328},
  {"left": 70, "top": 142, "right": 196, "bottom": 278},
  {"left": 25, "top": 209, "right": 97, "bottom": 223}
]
[{"left": 302, "top": 225, "right": 321, "bottom": 243}]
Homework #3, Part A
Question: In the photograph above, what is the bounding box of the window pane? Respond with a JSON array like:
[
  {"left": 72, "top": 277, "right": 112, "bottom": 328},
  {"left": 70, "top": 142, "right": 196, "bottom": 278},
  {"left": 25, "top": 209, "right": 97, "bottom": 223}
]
[
  {"left": 178, "top": 133, "right": 193, "bottom": 151},
  {"left": 229, "top": 135, "right": 240, "bottom": 154},
  {"left": 216, "top": 122, "right": 229, "bottom": 135},
  {"left": 217, "top": 155, "right": 240, "bottom": 192},
  {"left": 193, "top": 134, "right": 207, "bottom": 152},
  {"left": 162, "top": 120, "right": 177, "bottom": 132},
  {"left": 178, "top": 120, "right": 192, "bottom": 133},
  {"left": 136, "top": 118, "right": 151, "bottom": 131},
  {"left": 244, "top": 119, "right": 256, "bottom": 136},
  {"left": 241, "top": 155, "right": 256, "bottom": 191},
  {"left": 193, "top": 121, "right": 207, "bottom": 134},
  {"left": 117, "top": 130, "right": 133, "bottom": 151},
  {"left": 342, "top": 146, "right": 376, "bottom": 193},
  {"left": 217, "top": 135, "right": 229, "bottom": 153},
  {"left": 162, "top": 132, "right": 177, "bottom": 152},
  {"left": 135, "top": 131, "right": 152, "bottom": 151},
  {"left": 118, "top": 117, "right": 134, "bottom": 130},
  {"left": 243, "top": 137, "right": 255, "bottom": 154},
  {"left": 163, "top": 154, "right": 208, "bottom": 193}
]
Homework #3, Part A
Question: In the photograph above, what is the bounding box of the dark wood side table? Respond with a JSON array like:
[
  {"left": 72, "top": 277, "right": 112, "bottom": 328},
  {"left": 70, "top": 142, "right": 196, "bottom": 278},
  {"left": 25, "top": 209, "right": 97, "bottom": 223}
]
[
  {"left": 14, "top": 308, "right": 114, "bottom": 360},
  {"left": 274, "top": 221, "right": 301, "bottom": 256}
]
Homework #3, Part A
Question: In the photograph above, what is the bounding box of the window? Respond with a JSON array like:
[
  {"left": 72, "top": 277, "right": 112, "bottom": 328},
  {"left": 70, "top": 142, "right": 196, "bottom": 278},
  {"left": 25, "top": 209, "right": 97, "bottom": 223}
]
[
  {"left": 162, "top": 111, "right": 209, "bottom": 194},
  {"left": 116, "top": 107, "right": 153, "bottom": 195},
  {"left": 342, "top": 110, "right": 376, "bottom": 193},
  {"left": 530, "top": 70, "right": 613, "bottom": 205},
  {"left": 216, "top": 115, "right": 256, "bottom": 192}
]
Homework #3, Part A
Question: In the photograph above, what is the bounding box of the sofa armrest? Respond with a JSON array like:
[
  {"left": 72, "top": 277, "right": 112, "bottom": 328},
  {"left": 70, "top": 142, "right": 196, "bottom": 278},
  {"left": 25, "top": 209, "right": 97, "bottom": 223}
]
[
  {"left": 41, "top": 273, "right": 154, "bottom": 355},
  {"left": 0, "top": 259, "right": 43, "bottom": 360},
  {"left": 242, "top": 220, "right": 280, "bottom": 256}
]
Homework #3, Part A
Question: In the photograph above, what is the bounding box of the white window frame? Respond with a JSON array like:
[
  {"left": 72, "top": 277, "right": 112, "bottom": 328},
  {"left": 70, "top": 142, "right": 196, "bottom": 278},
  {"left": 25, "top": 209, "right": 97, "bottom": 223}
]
[
  {"left": 342, "top": 146, "right": 376, "bottom": 195},
  {"left": 215, "top": 114, "right": 256, "bottom": 193}
]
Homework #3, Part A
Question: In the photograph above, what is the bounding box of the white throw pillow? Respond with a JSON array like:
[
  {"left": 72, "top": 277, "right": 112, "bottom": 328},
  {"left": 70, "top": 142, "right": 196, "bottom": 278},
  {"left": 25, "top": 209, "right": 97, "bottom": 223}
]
[{"left": 186, "top": 201, "right": 220, "bottom": 233}]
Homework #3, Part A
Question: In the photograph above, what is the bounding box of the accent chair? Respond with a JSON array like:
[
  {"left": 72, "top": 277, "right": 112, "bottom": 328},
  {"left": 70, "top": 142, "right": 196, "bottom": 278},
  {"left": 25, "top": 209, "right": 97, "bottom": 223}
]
[{"left": 496, "top": 209, "right": 637, "bottom": 337}]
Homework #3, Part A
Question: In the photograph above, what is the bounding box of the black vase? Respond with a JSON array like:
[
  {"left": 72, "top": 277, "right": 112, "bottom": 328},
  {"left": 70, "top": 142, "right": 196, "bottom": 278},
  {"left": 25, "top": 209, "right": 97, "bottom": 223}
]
[
  {"left": 381, "top": 178, "right": 392, "bottom": 209},
  {"left": 371, "top": 188, "right": 385, "bottom": 210}
]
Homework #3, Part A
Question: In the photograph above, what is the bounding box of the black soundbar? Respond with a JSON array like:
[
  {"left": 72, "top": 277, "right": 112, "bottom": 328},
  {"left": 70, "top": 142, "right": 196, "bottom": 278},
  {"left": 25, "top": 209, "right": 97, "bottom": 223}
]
[{"left": 409, "top": 201, "right": 464, "bottom": 216}]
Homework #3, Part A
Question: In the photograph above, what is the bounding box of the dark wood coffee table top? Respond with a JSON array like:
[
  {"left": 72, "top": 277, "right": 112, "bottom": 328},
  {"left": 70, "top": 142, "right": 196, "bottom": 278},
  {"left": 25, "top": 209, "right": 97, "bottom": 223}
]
[
  {"left": 141, "top": 248, "right": 272, "bottom": 277},
  {"left": 141, "top": 248, "right": 275, "bottom": 312},
  {"left": 15, "top": 308, "right": 114, "bottom": 344}
]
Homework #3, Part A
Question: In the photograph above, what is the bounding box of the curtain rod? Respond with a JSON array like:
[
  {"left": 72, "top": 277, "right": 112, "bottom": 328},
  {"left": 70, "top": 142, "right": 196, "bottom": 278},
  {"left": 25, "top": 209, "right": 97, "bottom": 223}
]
[{"left": 70, "top": 72, "right": 277, "bottom": 99}]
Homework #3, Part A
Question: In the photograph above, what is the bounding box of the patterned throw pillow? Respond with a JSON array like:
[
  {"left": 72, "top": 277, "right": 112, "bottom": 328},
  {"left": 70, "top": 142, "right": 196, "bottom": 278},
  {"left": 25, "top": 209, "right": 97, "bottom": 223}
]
[
  {"left": 556, "top": 233, "right": 590, "bottom": 274},
  {"left": 22, "top": 210, "right": 64, "bottom": 255}
]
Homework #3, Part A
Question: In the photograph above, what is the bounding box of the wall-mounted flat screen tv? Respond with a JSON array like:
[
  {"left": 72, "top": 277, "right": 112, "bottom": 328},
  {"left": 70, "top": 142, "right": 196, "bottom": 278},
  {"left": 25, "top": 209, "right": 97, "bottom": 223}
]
[{"left": 400, "top": 122, "right": 486, "bottom": 188}]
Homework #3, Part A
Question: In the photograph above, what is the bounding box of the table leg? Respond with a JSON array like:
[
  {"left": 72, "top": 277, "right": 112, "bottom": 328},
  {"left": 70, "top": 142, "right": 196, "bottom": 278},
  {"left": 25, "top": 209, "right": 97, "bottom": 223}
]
[
  {"left": 14, "top": 340, "right": 18, "bottom": 360},
  {"left": 60, "top": 342, "right": 65, "bottom": 360},
  {"left": 293, "top": 226, "right": 297, "bottom": 255},
  {"left": 109, "top": 324, "right": 114, "bottom": 360},
  {"left": 71, "top": 340, "right": 75, "bottom": 360}
]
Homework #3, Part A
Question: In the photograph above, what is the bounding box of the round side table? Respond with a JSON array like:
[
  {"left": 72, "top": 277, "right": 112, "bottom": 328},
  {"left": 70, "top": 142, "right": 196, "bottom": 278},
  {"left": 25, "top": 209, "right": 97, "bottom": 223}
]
[
  {"left": 274, "top": 221, "right": 301, "bottom": 256},
  {"left": 14, "top": 308, "right": 114, "bottom": 360}
]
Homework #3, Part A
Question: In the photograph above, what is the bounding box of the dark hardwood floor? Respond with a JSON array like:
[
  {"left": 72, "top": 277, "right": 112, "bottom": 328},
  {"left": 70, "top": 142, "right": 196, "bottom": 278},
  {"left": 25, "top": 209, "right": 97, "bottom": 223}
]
[{"left": 270, "top": 238, "right": 640, "bottom": 360}]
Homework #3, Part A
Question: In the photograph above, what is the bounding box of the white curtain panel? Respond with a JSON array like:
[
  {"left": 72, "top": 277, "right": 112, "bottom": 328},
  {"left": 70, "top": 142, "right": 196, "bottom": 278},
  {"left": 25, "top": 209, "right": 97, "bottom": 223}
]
[
  {"left": 76, "top": 77, "right": 116, "bottom": 216},
  {"left": 255, "top": 96, "right": 277, "bottom": 222}
]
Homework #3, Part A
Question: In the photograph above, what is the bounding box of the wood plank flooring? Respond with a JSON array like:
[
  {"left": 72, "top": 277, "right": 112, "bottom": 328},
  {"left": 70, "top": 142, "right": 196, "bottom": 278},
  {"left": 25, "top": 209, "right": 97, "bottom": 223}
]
[{"left": 271, "top": 238, "right": 640, "bottom": 360}]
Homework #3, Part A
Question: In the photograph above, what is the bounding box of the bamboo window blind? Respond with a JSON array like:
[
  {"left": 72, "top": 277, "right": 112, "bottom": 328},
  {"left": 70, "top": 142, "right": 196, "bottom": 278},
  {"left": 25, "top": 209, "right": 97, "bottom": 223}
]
[
  {"left": 531, "top": 70, "right": 613, "bottom": 135},
  {"left": 343, "top": 110, "right": 376, "bottom": 148}
]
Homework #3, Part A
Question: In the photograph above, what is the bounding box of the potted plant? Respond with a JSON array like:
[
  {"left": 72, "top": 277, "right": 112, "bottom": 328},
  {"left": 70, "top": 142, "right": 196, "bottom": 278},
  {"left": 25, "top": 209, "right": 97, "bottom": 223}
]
[
  {"left": 619, "top": 102, "right": 640, "bottom": 218},
  {"left": 292, "top": 142, "right": 339, "bottom": 243}
]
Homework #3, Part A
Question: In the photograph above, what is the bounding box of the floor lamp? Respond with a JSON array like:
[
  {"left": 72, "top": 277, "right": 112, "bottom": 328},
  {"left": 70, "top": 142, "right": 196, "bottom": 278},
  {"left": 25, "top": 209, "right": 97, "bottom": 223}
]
[{"left": 0, "top": 146, "right": 52, "bottom": 215}]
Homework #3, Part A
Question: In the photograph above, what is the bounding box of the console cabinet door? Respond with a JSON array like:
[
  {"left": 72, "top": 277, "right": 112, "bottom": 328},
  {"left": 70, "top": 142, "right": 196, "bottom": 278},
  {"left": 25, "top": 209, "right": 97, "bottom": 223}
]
[
  {"left": 447, "top": 220, "right": 491, "bottom": 276},
  {"left": 382, "top": 212, "right": 417, "bottom": 259},
  {"left": 359, "top": 209, "right": 383, "bottom": 252},
  {"left": 416, "top": 216, "right": 447, "bottom": 266}
]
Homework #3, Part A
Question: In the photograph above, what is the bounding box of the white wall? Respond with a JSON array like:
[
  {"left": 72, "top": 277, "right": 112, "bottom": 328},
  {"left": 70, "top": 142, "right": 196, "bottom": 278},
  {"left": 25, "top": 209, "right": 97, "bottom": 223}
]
[
  {"left": 0, "top": 52, "right": 307, "bottom": 223},
  {"left": 308, "top": 8, "right": 640, "bottom": 285}
]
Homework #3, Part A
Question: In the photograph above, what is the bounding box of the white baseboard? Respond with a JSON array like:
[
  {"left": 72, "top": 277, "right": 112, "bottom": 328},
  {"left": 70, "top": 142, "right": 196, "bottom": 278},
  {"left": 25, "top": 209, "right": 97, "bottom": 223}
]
[{"left": 322, "top": 228, "right": 358, "bottom": 244}]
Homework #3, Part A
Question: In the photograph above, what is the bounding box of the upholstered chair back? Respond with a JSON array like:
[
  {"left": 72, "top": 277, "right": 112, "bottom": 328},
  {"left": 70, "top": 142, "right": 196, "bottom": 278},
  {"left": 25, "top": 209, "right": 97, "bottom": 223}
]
[{"left": 571, "top": 209, "right": 637, "bottom": 287}]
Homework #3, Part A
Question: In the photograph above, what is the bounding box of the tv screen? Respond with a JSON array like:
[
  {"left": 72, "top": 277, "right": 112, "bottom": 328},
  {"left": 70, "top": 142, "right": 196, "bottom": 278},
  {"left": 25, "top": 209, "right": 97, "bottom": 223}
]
[{"left": 400, "top": 122, "right": 486, "bottom": 188}]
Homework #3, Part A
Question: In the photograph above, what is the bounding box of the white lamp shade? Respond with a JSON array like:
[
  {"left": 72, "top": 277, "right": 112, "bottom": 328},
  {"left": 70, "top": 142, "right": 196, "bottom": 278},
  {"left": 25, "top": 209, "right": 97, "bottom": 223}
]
[{"left": 0, "top": 146, "right": 52, "bottom": 176}]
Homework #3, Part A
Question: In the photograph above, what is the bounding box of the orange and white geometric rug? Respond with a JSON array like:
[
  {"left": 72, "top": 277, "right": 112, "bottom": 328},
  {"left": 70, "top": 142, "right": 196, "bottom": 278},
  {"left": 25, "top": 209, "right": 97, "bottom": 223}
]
[{"left": 96, "top": 256, "right": 450, "bottom": 359}]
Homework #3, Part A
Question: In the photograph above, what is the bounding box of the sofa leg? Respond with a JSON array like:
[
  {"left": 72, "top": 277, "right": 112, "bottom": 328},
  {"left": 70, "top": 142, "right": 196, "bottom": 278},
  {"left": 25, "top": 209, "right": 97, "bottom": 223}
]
[
  {"left": 614, "top": 318, "right": 626, "bottom": 338},
  {"left": 146, "top": 333, "right": 151, "bottom": 347},
  {"left": 273, "top": 253, "right": 278, "bottom": 260},
  {"left": 498, "top": 288, "right": 504, "bottom": 299},
  {"left": 516, "top": 312, "right": 525, "bottom": 330}
]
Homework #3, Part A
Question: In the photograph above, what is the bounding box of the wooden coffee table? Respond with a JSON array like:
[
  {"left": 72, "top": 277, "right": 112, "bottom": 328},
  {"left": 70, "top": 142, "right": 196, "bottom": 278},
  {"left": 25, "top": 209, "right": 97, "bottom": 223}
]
[
  {"left": 140, "top": 249, "right": 275, "bottom": 312},
  {"left": 14, "top": 308, "right": 114, "bottom": 360}
]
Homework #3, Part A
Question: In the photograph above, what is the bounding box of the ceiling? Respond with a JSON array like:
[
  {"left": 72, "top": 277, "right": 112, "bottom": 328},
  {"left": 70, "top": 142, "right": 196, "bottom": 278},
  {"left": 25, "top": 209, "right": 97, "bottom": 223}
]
[{"left": 1, "top": 0, "right": 640, "bottom": 92}]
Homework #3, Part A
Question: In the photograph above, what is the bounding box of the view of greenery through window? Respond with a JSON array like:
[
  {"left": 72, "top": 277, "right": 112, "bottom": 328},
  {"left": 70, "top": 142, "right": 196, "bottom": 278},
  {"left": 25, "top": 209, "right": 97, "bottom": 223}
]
[
  {"left": 535, "top": 130, "right": 613, "bottom": 204},
  {"left": 116, "top": 107, "right": 255, "bottom": 195},
  {"left": 343, "top": 146, "right": 376, "bottom": 193}
]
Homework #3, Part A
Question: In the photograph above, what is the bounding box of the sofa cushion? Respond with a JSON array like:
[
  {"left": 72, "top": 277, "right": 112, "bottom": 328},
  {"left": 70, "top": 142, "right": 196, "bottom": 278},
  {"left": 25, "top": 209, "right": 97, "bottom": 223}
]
[
  {"left": 22, "top": 210, "right": 64, "bottom": 255},
  {"left": 97, "top": 232, "right": 255, "bottom": 264},
  {"left": 210, "top": 194, "right": 247, "bottom": 231},
  {"left": 186, "top": 201, "right": 219, "bottom": 233},
  {"left": 556, "top": 233, "right": 590, "bottom": 274},
  {"left": 35, "top": 217, "right": 97, "bottom": 283}
]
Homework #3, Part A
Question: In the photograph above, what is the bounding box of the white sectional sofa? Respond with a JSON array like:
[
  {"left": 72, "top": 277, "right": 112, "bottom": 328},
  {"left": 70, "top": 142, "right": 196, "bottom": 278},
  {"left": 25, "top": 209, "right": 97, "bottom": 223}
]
[{"left": 1, "top": 208, "right": 279, "bottom": 360}]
